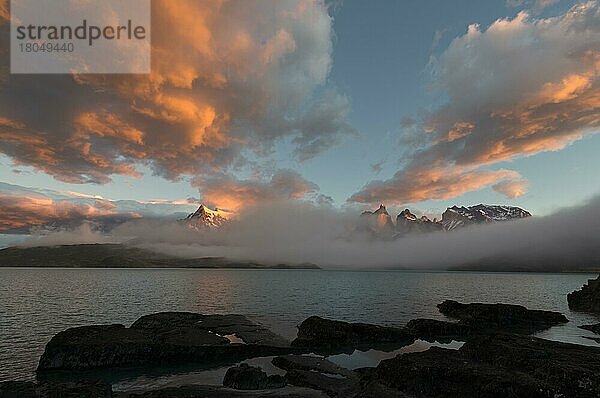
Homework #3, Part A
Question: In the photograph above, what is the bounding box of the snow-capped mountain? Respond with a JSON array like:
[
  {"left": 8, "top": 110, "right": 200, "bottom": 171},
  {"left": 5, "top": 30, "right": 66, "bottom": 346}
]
[
  {"left": 441, "top": 204, "right": 531, "bottom": 231},
  {"left": 182, "top": 205, "right": 230, "bottom": 230},
  {"left": 357, "top": 203, "right": 531, "bottom": 238}
]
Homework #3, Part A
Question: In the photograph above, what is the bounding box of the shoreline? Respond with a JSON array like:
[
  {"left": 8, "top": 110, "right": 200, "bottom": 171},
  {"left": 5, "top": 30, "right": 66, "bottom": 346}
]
[{"left": 0, "top": 265, "right": 598, "bottom": 275}]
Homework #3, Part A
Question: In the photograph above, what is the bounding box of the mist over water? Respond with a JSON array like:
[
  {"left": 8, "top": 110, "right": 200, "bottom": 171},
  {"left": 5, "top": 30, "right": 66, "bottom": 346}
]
[{"left": 20, "top": 195, "right": 600, "bottom": 270}]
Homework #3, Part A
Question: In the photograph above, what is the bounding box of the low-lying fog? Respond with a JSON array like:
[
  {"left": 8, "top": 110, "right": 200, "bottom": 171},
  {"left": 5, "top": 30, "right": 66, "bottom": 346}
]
[{"left": 18, "top": 195, "right": 600, "bottom": 270}]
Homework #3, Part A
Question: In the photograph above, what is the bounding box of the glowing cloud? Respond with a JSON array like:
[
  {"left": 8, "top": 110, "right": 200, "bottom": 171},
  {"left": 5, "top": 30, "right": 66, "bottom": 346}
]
[
  {"left": 350, "top": 2, "right": 600, "bottom": 205},
  {"left": 194, "top": 169, "right": 320, "bottom": 212},
  {"left": 0, "top": 0, "right": 353, "bottom": 194}
]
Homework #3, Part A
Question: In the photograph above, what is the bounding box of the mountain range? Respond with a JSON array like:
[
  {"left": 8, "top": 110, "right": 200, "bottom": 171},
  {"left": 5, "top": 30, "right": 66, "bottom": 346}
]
[
  {"left": 182, "top": 203, "right": 532, "bottom": 239},
  {"left": 356, "top": 204, "right": 531, "bottom": 239}
]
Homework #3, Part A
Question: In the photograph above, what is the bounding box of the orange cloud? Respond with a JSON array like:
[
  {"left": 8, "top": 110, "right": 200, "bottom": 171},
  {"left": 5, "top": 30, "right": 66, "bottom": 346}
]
[
  {"left": 351, "top": 2, "right": 600, "bottom": 205},
  {"left": 0, "top": 0, "right": 354, "bottom": 188},
  {"left": 0, "top": 0, "right": 7, "bottom": 23},
  {"left": 195, "top": 170, "right": 319, "bottom": 212},
  {"left": 350, "top": 166, "right": 523, "bottom": 205},
  {"left": 0, "top": 194, "right": 118, "bottom": 232}
]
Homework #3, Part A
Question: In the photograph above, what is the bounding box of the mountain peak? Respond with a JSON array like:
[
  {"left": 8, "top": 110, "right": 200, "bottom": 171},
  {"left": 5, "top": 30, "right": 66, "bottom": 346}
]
[
  {"left": 373, "top": 204, "right": 389, "bottom": 215},
  {"left": 183, "top": 205, "right": 230, "bottom": 230},
  {"left": 398, "top": 209, "right": 418, "bottom": 221}
]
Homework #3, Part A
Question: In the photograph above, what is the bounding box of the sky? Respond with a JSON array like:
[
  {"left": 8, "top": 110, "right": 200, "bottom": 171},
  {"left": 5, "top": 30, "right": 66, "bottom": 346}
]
[{"left": 1, "top": 0, "right": 600, "bottom": 234}]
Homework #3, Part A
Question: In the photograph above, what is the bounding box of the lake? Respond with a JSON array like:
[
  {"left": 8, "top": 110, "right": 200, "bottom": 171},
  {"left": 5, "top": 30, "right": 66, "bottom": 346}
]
[{"left": 1, "top": 268, "right": 599, "bottom": 389}]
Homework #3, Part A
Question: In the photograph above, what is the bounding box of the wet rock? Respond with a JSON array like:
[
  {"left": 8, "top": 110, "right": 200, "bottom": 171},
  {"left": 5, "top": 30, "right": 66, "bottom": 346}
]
[
  {"left": 0, "top": 380, "right": 112, "bottom": 398},
  {"left": 114, "top": 385, "right": 327, "bottom": 397},
  {"left": 38, "top": 312, "right": 292, "bottom": 371},
  {"left": 437, "top": 300, "right": 568, "bottom": 333},
  {"left": 579, "top": 323, "right": 600, "bottom": 334},
  {"left": 291, "top": 316, "right": 414, "bottom": 353},
  {"left": 365, "top": 333, "right": 600, "bottom": 398},
  {"left": 285, "top": 370, "right": 356, "bottom": 398},
  {"left": 0, "top": 381, "right": 36, "bottom": 398},
  {"left": 223, "top": 363, "right": 287, "bottom": 390},
  {"left": 407, "top": 301, "right": 568, "bottom": 343},
  {"left": 406, "top": 319, "right": 473, "bottom": 342},
  {"left": 272, "top": 355, "right": 354, "bottom": 378},
  {"left": 568, "top": 275, "right": 600, "bottom": 314}
]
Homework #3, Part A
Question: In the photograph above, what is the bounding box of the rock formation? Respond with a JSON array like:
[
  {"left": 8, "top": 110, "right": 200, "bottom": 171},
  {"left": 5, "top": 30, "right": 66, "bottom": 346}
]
[
  {"left": 290, "top": 316, "right": 414, "bottom": 353},
  {"left": 223, "top": 363, "right": 287, "bottom": 390},
  {"left": 396, "top": 209, "right": 444, "bottom": 236},
  {"left": 568, "top": 275, "right": 600, "bottom": 313},
  {"left": 37, "top": 312, "right": 292, "bottom": 371}
]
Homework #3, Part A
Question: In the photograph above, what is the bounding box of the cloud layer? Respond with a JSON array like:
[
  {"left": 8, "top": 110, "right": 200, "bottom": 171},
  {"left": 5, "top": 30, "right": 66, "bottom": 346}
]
[
  {"left": 351, "top": 2, "right": 600, "bottom": 206},
  {"left": 0, "top": 182, "right": 198, "bottom": 233},
  {"left": 22, "top": 194, "right": 600, "bottom": 271},
  {"left": 0, "top": 1, "right": 351, "bottom": 202}
]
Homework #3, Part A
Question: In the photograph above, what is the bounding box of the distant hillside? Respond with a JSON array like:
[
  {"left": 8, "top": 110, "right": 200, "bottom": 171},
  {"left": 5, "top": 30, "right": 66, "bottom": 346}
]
[
  {"left": 0, "top": 244, "right": 320, "bottom": 269},
  {"left": 451, "top": 255, "right": 600, "bottom": 273}
]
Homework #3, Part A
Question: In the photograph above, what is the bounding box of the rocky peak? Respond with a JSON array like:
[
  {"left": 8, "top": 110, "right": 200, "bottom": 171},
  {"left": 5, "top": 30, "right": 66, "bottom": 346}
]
[
  {"left": 398, "top": 209, "right": 418, "bottom": 221},
  {"left": 358, "top": 204, "right": 395, "bottom": 238},
  {"left": 182, "top": 205, "right": 229, "bottom": 230},
  {"left": 373, "top": 204, "right": 389, "bottom": 215},
  {"left": 396, "top": 208, "right": 444, "bottom": 236}
]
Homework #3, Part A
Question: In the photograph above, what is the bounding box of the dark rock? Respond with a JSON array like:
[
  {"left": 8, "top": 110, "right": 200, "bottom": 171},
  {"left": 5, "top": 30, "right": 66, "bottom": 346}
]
[
  {"left": 38, "top": 312, "right": 292, "bottom": 371},
  {"left": 0, "top": 381, "right": 36, "bottom": 398},
  {"left": 406, "top": 318, "right": 473, "bottom": 342},
  {"left": 291, "top": 316, "right": 414, "bottom": 353},
  {"left": 285, "top": 370, "right": 356, "bottom": 398},
  {"left": 579, "top": 323, "right": 600, "bottom": 334},
  {"left": 272, "top": 355, "right": 354, "bottom": 378},
  {"left": 438, "top": 300, "right": 568, "bottom": 333},
  {"left": 407, "top": 301, "right": 568, "bottom": 343},
  {"left": 365, "top": 333, "right": 600, "bottom": 397},
  {"left": 223, "top": 363, "right": 287, "bottom": 390},
  {"left": 0, "top": 380, "right": 112, "bottom": 398},
  {"left": 568, "top": 275, "right": 600, "bottom": 314},
  {"left": 114, "top": 385, "right": 327, "bottom": 397}
]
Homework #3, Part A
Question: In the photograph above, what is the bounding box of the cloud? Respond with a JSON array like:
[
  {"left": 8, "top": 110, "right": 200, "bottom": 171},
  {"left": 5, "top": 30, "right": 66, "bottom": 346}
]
[
  {"left": 0, "top": 193, "right": 120, "bottom": 233},
  {"left": 28, "top": 194, "right": 598, "bottom": 271},
  {"left": 0, "top": 0, "right": 7, "bottom": 23},
  {"left": 492, "top": 179, "right": 528, "bottom": 198},
  {"left": 0, "top": 182, "right": 200, "bottom": 233},
  {"left": 506, "top": 0, "right": 559, "bottom": 11},
  {"left": 370, "top": 161, "right": 385, "bottom": 174},
  {"left": 350, "top": 166, "right": 523, "bottom": 205},
  {"left": 0, "top": 1, "right": 353, "bottom": 189},
  {"left": 351, "top": 2, "right": 600, "bottom": 205},
  {"left": 193, "top": 169, "right": 320, "bottom": 211}
]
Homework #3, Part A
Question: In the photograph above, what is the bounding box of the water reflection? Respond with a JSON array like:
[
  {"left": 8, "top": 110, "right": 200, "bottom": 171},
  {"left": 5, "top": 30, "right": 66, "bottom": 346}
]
[{"left": 326, "top": 339, "right": 464, "bottom": 370}]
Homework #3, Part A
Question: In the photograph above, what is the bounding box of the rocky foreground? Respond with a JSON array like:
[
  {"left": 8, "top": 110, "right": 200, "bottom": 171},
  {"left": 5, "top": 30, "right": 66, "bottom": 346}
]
[
  {"left": 37, "top": 312, "right": 292, "bottom": 371},
  {"left": 568, "top": 274, "right": 600, "bottom": 313},
  {"left": 3, "top": 299, "right": 600, "bottom": 397}
]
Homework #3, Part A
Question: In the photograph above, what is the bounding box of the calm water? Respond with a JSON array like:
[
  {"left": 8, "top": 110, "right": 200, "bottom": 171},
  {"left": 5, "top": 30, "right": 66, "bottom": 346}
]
[{"left": 0, "top": 268, "right": 599, "bottom": 387}]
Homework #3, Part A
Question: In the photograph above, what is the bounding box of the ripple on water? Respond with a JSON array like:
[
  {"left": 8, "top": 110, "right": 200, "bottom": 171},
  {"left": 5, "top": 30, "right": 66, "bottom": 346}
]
[{"left": 0, "top": 268, "right": 599, "bottom": 385}]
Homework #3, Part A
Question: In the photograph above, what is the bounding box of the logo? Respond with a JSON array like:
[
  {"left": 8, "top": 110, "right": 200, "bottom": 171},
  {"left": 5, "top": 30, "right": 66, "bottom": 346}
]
[{"left": 10, "top": 0, "right": 151, "bottom": 74}]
